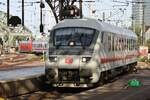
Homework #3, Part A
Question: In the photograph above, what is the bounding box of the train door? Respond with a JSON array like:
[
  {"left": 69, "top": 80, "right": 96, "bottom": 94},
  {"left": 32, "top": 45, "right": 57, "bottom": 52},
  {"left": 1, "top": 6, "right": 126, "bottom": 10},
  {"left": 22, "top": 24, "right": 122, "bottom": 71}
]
[
  {"left": 108, "top": 33, "right": 114, "bottom": 69},
  {"left": 114, "top": 35, "right": 125, "bottom": 67},
  {"left": 114, "top": 35, "right": 121, "bottom": 67},
  {"left": 100, "top": 32, "right": 113, "bottom": 70}
]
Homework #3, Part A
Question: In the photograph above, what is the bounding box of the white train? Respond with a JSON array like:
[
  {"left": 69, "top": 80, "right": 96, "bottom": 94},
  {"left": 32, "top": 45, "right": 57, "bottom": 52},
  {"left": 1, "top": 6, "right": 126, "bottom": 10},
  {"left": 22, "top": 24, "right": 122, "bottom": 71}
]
[{"left": 45, "top": 18, "right": 138, "bottom": 87}]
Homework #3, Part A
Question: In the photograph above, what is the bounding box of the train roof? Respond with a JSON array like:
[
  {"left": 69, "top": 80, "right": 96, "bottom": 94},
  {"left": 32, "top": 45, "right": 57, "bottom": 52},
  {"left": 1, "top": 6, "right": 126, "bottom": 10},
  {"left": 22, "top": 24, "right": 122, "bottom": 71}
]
[{"left": 52, "top": 18, "right": 137, "bottom": 39}]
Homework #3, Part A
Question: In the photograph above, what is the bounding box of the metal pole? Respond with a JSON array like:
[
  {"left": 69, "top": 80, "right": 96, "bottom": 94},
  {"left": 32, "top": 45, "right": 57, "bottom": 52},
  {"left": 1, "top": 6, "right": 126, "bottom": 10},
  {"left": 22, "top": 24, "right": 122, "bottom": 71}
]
[
  {"left": 40, "top": 1, "right": 42, "bottom": 25},
  {"left": 40, "top": 0, "right": 44, "bottom": 32},
  {"left": 7, "top": 0, "right": 9, "bottom": 26},
  {"left": 59, "top": 0, "right": 63, "bottom": 20},
  {"left": 79, "top": 0, "right": 83, "bottom": 18},
  {"left": 102, "top": 12, "right": 105, "bottom": 22},
  {"left": 22, "top": 0, "right": 24, "bottom": 26},
  {"left": 142, "top": 4, "right": 145, "bottom": 45}
]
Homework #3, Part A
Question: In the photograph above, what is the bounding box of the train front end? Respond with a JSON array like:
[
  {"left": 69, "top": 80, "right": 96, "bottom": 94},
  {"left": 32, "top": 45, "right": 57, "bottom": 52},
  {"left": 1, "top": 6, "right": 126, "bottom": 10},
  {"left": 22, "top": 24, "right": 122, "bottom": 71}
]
[{"left": 45, "top": 19, "right": 101, "bottom": 87}]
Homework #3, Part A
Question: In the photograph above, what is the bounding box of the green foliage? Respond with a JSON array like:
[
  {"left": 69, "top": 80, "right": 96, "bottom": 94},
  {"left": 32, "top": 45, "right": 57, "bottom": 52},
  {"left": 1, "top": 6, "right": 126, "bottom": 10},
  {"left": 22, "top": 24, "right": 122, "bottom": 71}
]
[
  {"left": 133, "top": 26, "right": 142, "bottom": 46},
  {"left": 138, "top": 56, "right": 150, "bottom": 63},
  {"left": 134, "top": 26, "right": 141, "bottom": 36},
  {"left": 40, "top": 54, "right": 46, "bottom": 61},
  {"left": 145, "top": 39, "right": 150, "bottom": 51},
  {"left": 138, "top": 56, "right": 148, "bottom": 62},
  {"left": 12, "top": 36, "right": 27, "bottom": 47}
]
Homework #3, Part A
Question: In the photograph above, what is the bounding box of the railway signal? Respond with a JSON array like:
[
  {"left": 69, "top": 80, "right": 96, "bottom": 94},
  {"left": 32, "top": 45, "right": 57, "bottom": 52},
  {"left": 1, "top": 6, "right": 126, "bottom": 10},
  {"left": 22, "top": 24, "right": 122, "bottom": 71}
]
[
  {"left": 7, "top": 0, "right": 24, "bottom": 27},
  {"left": 8, "top": 16, "right": 21, "bottom": 27}
]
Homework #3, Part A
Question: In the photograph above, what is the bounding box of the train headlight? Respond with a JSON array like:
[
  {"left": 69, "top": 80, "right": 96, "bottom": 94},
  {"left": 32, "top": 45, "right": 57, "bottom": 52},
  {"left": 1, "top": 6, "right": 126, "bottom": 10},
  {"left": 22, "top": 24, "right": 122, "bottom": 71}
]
[
  {"left": 49, "top": 56, "right": 57, "bottom": 62},
  {"left": 82, "top": 58, "right": 87, "bottom": 62},
  {"left": 82, "top": 57, "right": 91, "bottom": 63}
]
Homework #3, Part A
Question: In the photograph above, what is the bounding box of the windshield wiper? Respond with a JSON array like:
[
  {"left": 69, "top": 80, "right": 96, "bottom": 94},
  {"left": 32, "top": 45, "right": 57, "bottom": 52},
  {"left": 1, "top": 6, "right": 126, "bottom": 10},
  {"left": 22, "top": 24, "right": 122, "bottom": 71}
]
[{"left": 79, "top": 34, "right": 85, "bottom": 49}]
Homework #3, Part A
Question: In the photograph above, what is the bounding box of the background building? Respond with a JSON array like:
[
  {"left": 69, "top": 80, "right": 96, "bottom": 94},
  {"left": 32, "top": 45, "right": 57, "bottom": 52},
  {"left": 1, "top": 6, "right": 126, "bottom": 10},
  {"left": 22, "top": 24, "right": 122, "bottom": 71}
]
[
  {"left": 132, "top": 0, "right": 150, "bottom": 42},
  {"left": 132, "top": 0, "right": 143, "bottom": 28}
]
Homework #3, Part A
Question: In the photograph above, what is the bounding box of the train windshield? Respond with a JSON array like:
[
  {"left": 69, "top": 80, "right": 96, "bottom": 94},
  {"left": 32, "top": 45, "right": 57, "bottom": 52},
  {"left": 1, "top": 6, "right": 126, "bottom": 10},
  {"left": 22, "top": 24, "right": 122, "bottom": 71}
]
[{"left": 54, "top": 28, "right": 95, "bottom": 47}]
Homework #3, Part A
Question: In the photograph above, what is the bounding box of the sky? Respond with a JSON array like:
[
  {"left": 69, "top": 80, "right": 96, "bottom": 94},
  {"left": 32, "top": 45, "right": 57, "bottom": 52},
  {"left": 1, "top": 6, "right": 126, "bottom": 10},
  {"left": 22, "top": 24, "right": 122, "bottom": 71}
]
[{"left": 0, "top": 0, "right": 133, "bottom": 36}]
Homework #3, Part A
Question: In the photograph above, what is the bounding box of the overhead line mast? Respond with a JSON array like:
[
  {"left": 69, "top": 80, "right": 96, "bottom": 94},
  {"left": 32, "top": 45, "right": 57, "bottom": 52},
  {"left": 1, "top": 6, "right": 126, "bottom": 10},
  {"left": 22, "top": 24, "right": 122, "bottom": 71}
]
[{"left": 45, "top": 0, "right": 95, "bottom": 23}]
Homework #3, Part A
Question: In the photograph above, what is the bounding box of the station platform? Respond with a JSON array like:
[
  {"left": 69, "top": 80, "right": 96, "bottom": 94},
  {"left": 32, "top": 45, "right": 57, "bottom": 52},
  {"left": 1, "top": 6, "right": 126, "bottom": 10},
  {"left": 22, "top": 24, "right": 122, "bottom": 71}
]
[{"left": 0, "top": 60, "right": 45, "bottom": 98}]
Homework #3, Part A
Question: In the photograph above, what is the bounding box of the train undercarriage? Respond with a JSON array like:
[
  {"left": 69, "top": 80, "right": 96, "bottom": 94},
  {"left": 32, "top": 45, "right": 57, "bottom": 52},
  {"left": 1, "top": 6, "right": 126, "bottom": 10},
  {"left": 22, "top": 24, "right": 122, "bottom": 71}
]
[{"left": 45, "top": 62, "right": 137, "bottom": 87}]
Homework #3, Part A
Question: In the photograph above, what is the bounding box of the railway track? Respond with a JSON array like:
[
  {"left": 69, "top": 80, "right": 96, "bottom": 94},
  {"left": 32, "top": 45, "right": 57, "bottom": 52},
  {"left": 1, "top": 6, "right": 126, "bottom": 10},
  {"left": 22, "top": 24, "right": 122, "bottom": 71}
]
[
  {"left": 0, "top": 54, "right": 149, "bottom": 100},
  {"left": 7, "top": 87, "right": 90, "bottom": 100},
  {"left": 6, "top": 69, "right": 141, "bottom": 100}
]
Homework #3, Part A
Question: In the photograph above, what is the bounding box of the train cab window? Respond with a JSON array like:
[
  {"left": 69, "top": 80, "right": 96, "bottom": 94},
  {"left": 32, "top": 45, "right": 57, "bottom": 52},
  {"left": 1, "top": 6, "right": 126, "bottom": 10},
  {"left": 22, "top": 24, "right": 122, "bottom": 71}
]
[{"left": 54, "top": 28, "right": 95, "bottom": 48}]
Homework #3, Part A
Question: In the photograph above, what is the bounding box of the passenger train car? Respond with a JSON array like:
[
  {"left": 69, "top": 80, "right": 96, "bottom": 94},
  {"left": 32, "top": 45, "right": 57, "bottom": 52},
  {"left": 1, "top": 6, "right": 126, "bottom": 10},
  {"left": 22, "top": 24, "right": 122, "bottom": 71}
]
[
  {"left": 45, "top": 18, "right": 138, "bottom": 87},
  {"left": 19, "top": 40, "right": 48, "bottom": 53}
]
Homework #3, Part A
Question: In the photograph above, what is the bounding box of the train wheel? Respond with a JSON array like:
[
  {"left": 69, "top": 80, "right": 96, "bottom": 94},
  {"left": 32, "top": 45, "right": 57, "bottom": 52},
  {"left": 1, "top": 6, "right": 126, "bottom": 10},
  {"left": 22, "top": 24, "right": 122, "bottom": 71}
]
[
  {"left": 129, "top": 64, "right": 137, "bottom": 72},
  {"left": 103, "top": 71, "right": 109, "bottom": 82},
  {"left": 40, "top": 75, "right": 53, "bottom": 90},
  {"left": 99, "top": 72, "right": 105, "bottom": 85}
]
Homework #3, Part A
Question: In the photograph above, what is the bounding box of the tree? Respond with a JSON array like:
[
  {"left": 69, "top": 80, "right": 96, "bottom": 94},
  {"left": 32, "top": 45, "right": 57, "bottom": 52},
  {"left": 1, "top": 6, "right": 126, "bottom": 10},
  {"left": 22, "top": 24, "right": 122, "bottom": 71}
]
[
  {"left": 134, "top": 25, "right": 142, "bottom": 46},
  {"left": 145, "top": 39, "right": 150, "bottom": 52}
]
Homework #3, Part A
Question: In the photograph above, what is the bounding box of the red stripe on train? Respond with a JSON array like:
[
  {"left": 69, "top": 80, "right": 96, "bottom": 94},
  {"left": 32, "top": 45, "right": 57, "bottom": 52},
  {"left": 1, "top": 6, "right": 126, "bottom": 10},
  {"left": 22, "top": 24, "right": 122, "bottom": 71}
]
[{"left": 101, "top": 54, "right": 137, "bottom": 64}]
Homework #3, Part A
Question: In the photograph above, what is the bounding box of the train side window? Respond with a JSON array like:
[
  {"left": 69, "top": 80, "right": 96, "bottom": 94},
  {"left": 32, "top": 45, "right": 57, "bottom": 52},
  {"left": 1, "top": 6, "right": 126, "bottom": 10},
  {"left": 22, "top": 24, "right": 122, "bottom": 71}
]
[
  {"left": 112, "top": 35, "right": 115, "bottom": 51},
  {"left": 129, "top": 39, "right": 131, "bottom": 50},
  {"left": 130, "top": 39, "right": 132, "bottom": 50},
  {"left": 127, "top": 39, "right": 129, "bottom": 51},
  {"left": 114, "top": 37, "right": 117, "bottom": 51},
  {"left": 126, "top": 39, "right": 128, "bottom": 51},
  {"left": 117, "top": 38, "right": 120, "bottom": 51},
  {"left": 108, "top": 35, "right": 111, "bottom": 51},
  {"left": 131, "top": 39, "right": 133, "bottom": 50},
  {"left": 134, "top": 40, "right": 136, "bottom": 50},
  {"left": 132, "top": 40, "right": 134, "bottom": 50},
  {"left": 123, "top": 38, "right": 125, "bottom": 51},
  {"left": 119, "top": 38, "right": 122, "bottom": 51},
  {"left": 134, "top": 40, "right": 135, "bottom": 50},
  {"left": 102, "top": 32, "right": 109, "bottom": 51},
  {"left": 101, "top": 32, "right": 104, "bottom": 43}
]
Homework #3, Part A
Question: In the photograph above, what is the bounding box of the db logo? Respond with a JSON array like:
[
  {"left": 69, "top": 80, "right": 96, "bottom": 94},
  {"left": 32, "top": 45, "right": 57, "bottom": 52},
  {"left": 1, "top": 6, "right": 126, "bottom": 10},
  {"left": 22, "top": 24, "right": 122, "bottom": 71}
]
[{"left": 65, "top": 57, "right": 73, "bottom": 64}]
